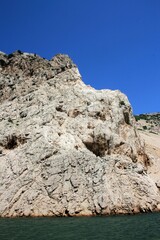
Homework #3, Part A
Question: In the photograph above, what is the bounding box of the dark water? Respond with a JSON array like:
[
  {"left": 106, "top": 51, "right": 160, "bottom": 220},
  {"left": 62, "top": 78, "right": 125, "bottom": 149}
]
[{"left": 0, "top": 213, "right": 160, "bottom": 240}]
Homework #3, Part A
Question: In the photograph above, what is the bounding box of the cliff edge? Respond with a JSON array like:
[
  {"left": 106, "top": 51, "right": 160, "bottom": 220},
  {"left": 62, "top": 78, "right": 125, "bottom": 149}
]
[{"left": 0, "top": 51, "right": 159, "bottom": 216}]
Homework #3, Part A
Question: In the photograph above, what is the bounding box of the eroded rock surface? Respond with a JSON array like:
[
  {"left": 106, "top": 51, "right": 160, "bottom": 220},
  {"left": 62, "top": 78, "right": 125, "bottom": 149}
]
[{"left": 0, "top": 51, "right": 159, "bottom": 217}]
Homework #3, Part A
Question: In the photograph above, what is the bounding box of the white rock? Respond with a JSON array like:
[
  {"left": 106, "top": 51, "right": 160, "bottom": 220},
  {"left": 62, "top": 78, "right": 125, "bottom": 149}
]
[{"left": 0, "top": 52, "right": 159, "bottom": 216}]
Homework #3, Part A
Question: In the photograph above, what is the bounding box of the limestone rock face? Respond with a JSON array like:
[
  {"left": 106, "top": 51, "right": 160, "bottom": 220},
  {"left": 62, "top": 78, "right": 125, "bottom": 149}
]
[{"left": 0, "top": 51, "right": 159, "bottom": 217}]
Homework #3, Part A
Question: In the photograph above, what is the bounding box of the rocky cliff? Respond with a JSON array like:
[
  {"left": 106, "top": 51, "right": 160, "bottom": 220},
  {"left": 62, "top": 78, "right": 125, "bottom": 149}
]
[
  {"left": 135, "top": 113, "right": 160, "bottom": 192},
  {"left": 0, "top": 51, "right": 159, "bottom": 217},
  {"left": 135, "top": 113, "right": 160, "bottom": 134}
]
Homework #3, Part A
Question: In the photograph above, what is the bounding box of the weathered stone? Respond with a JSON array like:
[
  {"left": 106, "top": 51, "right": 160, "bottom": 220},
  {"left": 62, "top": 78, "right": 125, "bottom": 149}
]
[{"left": 0, "top": 51, "right": 159, "bottom": 217}]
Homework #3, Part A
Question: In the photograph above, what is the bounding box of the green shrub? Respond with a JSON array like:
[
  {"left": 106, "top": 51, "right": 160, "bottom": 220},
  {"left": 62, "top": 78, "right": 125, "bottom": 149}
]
[{"left": 143, "top": 125, "right": 147, "bottom": 130}]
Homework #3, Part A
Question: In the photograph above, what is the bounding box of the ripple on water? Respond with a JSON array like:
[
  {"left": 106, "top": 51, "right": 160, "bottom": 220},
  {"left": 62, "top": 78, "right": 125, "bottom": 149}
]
[{"left": 0, "top": 213, "right": 160, "bottom": 240}]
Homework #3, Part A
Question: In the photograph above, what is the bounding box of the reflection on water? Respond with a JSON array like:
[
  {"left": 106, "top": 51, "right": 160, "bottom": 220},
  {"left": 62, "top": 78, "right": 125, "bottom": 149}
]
[{"left": 0, "top": 212, "right": 160, "bottom": 240}]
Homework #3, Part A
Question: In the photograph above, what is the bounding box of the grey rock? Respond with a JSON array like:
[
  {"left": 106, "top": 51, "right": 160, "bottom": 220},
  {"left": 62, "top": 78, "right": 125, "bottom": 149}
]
[{"left": 0, "top": 51, "right": 159, "bottom": 217}]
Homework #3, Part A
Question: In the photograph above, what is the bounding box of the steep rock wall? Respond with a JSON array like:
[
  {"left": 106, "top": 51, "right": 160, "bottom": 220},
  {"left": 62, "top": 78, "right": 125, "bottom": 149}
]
[{"left": 0, "top": 51, "right": 159, "bottom": 216}]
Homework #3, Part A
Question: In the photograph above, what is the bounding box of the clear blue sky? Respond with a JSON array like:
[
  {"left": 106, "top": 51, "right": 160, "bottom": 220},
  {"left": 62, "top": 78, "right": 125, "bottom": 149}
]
[{"left": 0, "top": 0, "right": 160, "bottom": 114}]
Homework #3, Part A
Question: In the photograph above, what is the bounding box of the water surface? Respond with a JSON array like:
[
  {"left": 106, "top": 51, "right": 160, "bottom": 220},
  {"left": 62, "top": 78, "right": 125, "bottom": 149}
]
[{"left": 0, "top": 213, "right": 160, "bottom": 240}]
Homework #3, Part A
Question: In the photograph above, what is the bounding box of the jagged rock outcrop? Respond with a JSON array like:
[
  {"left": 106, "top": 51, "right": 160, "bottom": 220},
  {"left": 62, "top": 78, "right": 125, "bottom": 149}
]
[{"left": 0, "top": 51, "right": 159, "bottom": 217}]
